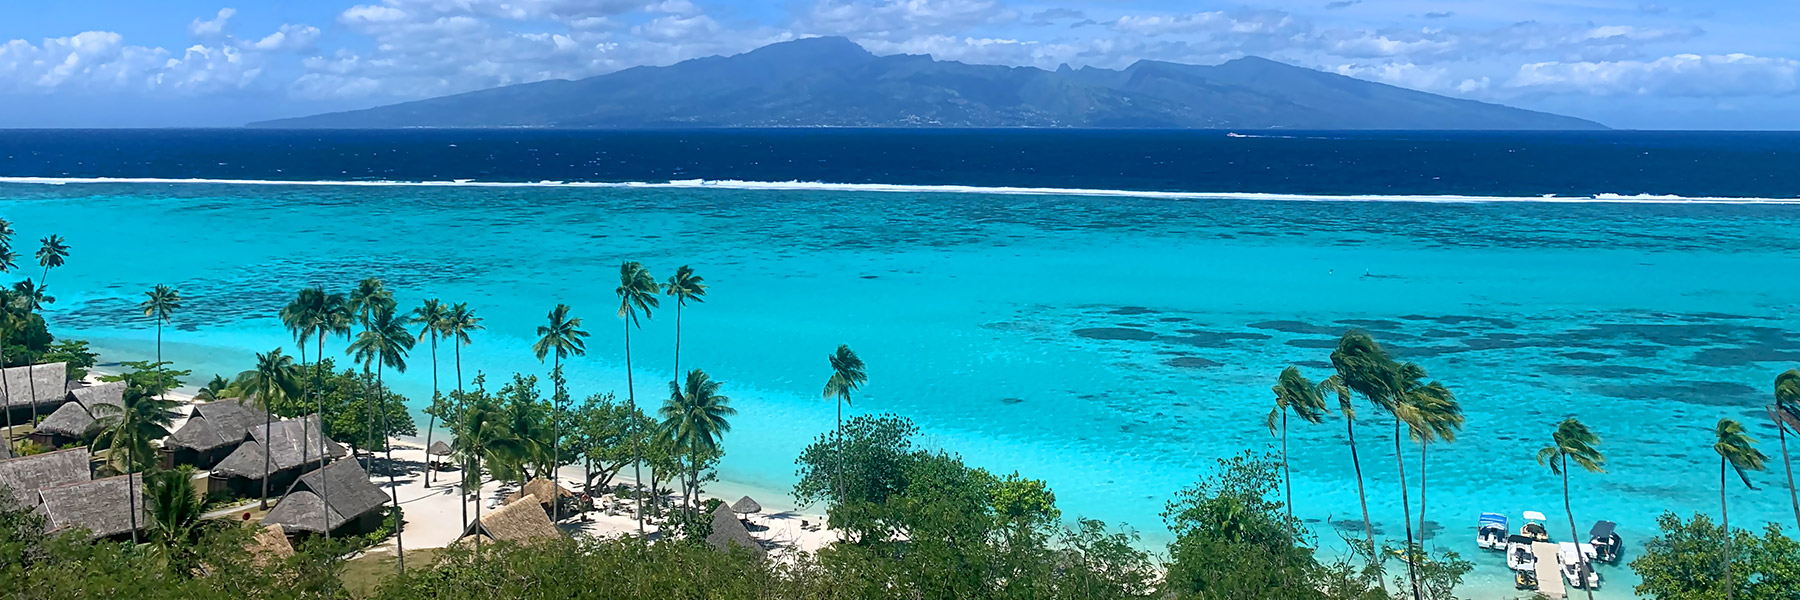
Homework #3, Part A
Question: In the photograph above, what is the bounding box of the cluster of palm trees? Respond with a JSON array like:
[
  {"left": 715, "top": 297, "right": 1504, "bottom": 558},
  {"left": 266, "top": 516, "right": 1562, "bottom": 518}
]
[{"left": 0, "top": 220, "right": 71, "bottom": 435}]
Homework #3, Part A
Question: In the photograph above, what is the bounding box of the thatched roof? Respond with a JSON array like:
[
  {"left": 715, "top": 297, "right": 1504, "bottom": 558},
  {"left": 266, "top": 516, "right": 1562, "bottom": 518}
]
[
  {"left": 503, "top": 478, "right": 574, "bottom": 506},
  {"left": 461, "top": 493, "right": 563, "bottom": 544},
  {"left": 0, "top": 363, "right": 69, "bottom": 409},
  {"left": 33, "top": 383, "right": 124, "bottom": 439},
  {"left": 706, "top": 502, "right": 765, "bottom": 557},
  {"left": 167, "top": 398, "right": 268, "bottom": 453},
  {"left": 211, "top": 415, "right": 347, "bottom": 479},
  {"left": 34, "top": 403, "right": 97, "bottom": 439},
  {"left": 68, "top": 381, "right": 126, "bottom": 410},
  {"left": 731, "top": 496, "right": 762, "bottom": 514},
  {"left": 0, "top": 447, "right": 90, "bottom": 508},
  {"left": 37, "top": 473, "right": 148, "bottom": 539},
  {"left": 249, "top": 524, "right": 296, "bottom": 565},
  {"left": 263, "top": 459, "right": 388, "bottom": 534},
  {"left": 428, "top": 440, "right": 453, "bottom": 456}
]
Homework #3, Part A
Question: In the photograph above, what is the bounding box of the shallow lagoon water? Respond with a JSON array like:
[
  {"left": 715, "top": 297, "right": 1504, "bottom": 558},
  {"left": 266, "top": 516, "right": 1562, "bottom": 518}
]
[{"left": 3, "top": 176, "right": 1799, "bottom": 597}]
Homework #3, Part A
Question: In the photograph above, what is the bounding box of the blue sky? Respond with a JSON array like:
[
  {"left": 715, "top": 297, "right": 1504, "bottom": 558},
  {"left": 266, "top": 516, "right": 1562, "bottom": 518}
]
[{"left": 3, "top": 0, "right": 1797, "bottom": 128}]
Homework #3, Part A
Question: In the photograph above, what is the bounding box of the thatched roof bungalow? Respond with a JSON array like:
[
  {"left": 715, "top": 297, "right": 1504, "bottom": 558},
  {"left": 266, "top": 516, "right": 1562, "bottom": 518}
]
[
  {"left": 262, "top": 458, "right": 389, "bottom": 537},
  {"left": 502, "top": 477, "right": 577, "bottom": 520},
  {"left": 163, "top": 398, "right": 268, "bottom": 469},
  {"left": 0, "top": 362, "right": 70, "bottom": 421},
  {"left": 29, "top": 381, "right": 125, "bottom": 448},
  {"left": 211, "top": 415, "right": 347, "bottom": 497},
  {"left": 456, "top": 493, "right": 563, "bottom": 547},
  {"left": 36, "top": 473, "right": 148, "bottom": 540},
  {"left": 706, "top": 502, "right": 766, "bottom": 557},
  {"left": 0, "top": 447, "right": 90, "bottom": 508},
  {"left": 248, "top": 524, "right": 296, "bottom": 566}
]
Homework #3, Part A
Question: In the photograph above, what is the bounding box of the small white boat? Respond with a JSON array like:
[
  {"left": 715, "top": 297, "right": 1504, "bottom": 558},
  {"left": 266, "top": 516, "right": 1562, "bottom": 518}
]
[
  {"left": 1559, "top": 541, "right": 1601, "bottom": 589},
  {"left": 1589, "top": 520, "right": 1623, "bottom": 564},
  {"left": 1520, "top": 511, "right": 1550, "bottom": 542},
  {"left": 1477, "top": 512, "right": 1509, "bottom": 551},
  {"left": 1506, "top": 534, "right": 1539, "bottom": 572}
]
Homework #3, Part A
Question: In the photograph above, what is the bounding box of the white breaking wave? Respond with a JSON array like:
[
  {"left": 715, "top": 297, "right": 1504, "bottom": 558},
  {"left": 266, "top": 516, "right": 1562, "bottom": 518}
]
[{"left": 0, "top": 176, "right": 1794, "bottom": 205}]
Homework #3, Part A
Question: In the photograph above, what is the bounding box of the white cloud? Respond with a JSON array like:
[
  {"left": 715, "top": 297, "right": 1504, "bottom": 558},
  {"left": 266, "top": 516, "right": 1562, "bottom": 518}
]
[
  {"left": 251, "top": 24, "right": 322, "bottom": 52},
  {"left": 631, "top": 15, "right": 720, "bottom": 43},
  {"left": 1508, "top": 54, "right": 1800, "bottom": 96},
  {"left": 806, "top": 0, "right": 1018, "bottom": 39},
  {"left": 189, "top": 8, "right": 236, "bottom": 38}
]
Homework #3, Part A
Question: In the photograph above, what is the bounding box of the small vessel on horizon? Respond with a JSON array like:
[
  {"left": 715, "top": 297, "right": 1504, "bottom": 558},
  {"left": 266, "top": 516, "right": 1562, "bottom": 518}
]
[{"left": 1477, "top": 513, "right": 1509, "bottom": 551}]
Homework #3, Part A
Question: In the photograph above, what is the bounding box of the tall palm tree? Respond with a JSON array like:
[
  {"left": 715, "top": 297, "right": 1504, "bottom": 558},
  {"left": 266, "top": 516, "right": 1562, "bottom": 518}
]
[
  {"left": 1267, "top": 366, "right": 1328, "bottom": 520},
  {"left": 454, "top": 387, "right": 518, "bottom": 559},
  {"left": 1713, "top": 418, "right": 1766, "bottom": 600},
  {"left": 822, "top": 344, "right": 867, "bottom": 505},
  {"left": 1330, "top": 331, "right": 1419, "bottom": 600},
  {"left": 1773, "top": 369, "right": 1800, "bottom": 531},
  {"left": 663, "top": 265, "right": 707, "bottom": 379},
  {"left": 11, "top": 280, "right": 51, "bottom": 425},
  {"left": 0, "top": 241, "right": 14, "bottom": 439},
  {"left": 1321, "top": 374, "right": 1384, "bottom": 595},
  {"left": 533, "top": 303, "right": 589, "bottom": 522},
  {"left": 34, "top": 234, "right": 67, "bottom": 288},
  {"left": 1534, "top": 417, "right": 1603, "bottom": 600},
  {"left": 616, "top": 261, "right": 659, "bottom": 534},
  {"left": 440, "top": 302, "right": 481, "bottom": 528},
  {"left": 140, "top": 285, "right": 182, "bottom": 407},
  {"left": 660, "top": 368, "right": 734, "bottom": 510},
  {"left": 279, "top": 286, "right": 351, "bottom": 539},
  {"left": 1397, "top": 379, "right": 1461, "bottom": 543},
  {"left": 244, "top": 349, "right": 301, "bottom": 509},
  {"left": 91, "top": 381, "right": 180, "bottom": 545},
  {"left": 412, "top": 299, "right": 450, "bottom": 486},
  {"left": 347, "top": 303, "right": 413, "bottom": 572}
]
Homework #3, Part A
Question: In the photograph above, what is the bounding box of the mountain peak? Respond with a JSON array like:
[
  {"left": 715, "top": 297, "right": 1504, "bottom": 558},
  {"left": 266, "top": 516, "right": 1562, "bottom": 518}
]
[{"left": 741, "top": 36, "right": 871, "bottom": 60}]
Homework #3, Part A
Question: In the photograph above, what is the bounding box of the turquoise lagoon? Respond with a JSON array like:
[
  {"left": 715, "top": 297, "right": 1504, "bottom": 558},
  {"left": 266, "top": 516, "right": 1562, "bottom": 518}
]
[{"left": 6, "top": 181, "right": 1800, "bottom": 597}]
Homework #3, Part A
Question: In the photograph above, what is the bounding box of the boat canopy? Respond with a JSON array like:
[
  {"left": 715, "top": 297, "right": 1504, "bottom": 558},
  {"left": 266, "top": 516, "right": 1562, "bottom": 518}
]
[
  {"left": 1480, "top": 513, "right": 1509, "bottom": 526},
  {"left": 1508, "top": 534, "right": 1537, "bottom": 545},
  {"left": 1523, "top": 511, "right": 1548, "bottom": 522},
  {"left": 1590, "top": 521, "right": 1617, "bottom": 538}
]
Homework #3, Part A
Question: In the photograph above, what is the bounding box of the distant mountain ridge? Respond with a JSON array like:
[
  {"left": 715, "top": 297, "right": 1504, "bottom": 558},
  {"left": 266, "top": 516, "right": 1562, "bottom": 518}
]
[{"left": 251, "top": 37, "right": 1605, "bottom": 130}]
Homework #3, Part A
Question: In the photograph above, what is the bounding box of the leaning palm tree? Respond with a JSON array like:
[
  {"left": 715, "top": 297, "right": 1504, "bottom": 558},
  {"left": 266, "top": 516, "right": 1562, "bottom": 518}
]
[
  {"left": 1714, "top": 418, "right": 1767, "bottom": 600},
  {"left": 412, "top": 299, "right": 450, "bottom": 486},
  {"left": 279, "top": 286, "right": 351, "bottom": 539},
  {"left": 1398, "top": 379, "right": 1461, "bottom": 543},
  {"left": 1321, "top": 374, "right": 1384, "bottom": 594},
  {"left": 243, "top": 349, "right": 301, "bottom": 510},
  {"left": 663, "top": 265, "right": 707, "bottom": 379},
  {"left": 34, "top": 234, "right": 67, "bottom": 288},
  {"left": 453, "top": 388, "right": 518, "bottom": 559},
  {"left": 140, "top": 285, "right": 182, "bottom": 406},
  {"left": 1267, "top": 366, "right": 1329, "bottom": 520},
  {"left": 439, "top": 302, "right": 482, "bottom": 528},
  {"left": 1773, "top": 369, "right": 1800, "bottom": 531},
  {"left": 347, "top": 303, "right": 414, "bottom": 572},
  {"left": 822, "top": 344, "right": 867, "bottom": 504},
  {"left": 616, "top": 261, "right": 659, "bottom": 534},
  {"left": 91, "top": 381, "right": 180, "bottom": 545},
  {"left": 533, "top": 303, "right": 589, "bottom": 522},
  {"left": 1535, "top": 417, "right": 1603, "bottom": 600},
  {"left": 661, "top": 368, "right": 735, "bottom": 510},
  {"left": 1331, "top": 331, "right": 1419, "bottom": 600}
]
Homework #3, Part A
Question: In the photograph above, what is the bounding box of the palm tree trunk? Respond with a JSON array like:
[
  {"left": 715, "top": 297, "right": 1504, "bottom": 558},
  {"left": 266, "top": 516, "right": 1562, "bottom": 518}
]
[
  {"left": 673, "top": 303, "right": 681, "bottom": 384},
  {"left": 1418, "top": 443, "right": 1427, "bottom": 545},
  {"left": 456, "top": 343, "right": 467, "bottom": 530},
  {"left": 473, "top": 452, "right": 483, "bottom": 561},
  {"left": 2, "top": 324, "right": 12, "bottom": 447},
  {"left": 625, "top": 319, "right": 643, "bottom": 535},
  {"left": 1781, "top": 425, "right": 1800, "bottom": 533},
  {"left": 551, "top": 353, "right": 561, "bottom": 523},
  {"left": 1393, "top": 420, "right": 1421, "bottom": 600},
  {"left": 25, "top": 359, "right": 37, "bottom": 426},
  {"left": 1562, "top": 460, "right": 1594, "bottom": 600},
  {"left": 836, "top": 395, "right": 845, "bottom": 506},
  {"left": 316, "top": 332, "right": 330, "bottom": 541},
  {"left": 1722, "top": 458, "right": 1734, "bottom": 600},
  {"left": 1346, "top": 419, "right": 1384, "bottom": 593},
  {"left": 1281, "top": 411, "right": 1292, "bottom": 520},
  {"left": 378, "top": 362, "right": 404, "bottom": 573},
  {"left": 426, "top": 333, "right": 438, "bottom": 487}
]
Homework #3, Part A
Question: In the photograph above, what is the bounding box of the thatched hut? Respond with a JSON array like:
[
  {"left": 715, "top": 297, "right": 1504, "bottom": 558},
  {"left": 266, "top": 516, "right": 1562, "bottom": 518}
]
[
  {"left": 0, "top": 447, "right": 91, "bottom": 508},
  {"left": 707, "top": 502, "right": 766, "bottom": 557},
  {"left": 427, "top": 440, "right": 454, "bottom": 470},
  {"left": 36, "top": 472, "right": 149, "bottom": 540},
  {"left": 210, "top": 415, "right": 347, "bottom": 497},
  {"left": 29, "top": 381, "right": 125, "bottom": 448},
  {"left": 731, "top": 496, "right": 762, "bottom": 516},
  {"left": 248, "top": 524, "right": 296, "bottom": 565},
  {"left": 0, "top": 362, "right": 69, "bottom": 423},
  {"left": 457, "top": 492, "right": 563, "bottom": 547},
  {"left": 262, "top": 458, "right": 389, "bottom": 537},
  {"left": 502, "top": 477, "right": 577, "bottom": 519},
  {"left": 164, "top": 398, "right": 267, "bottom": 469}
]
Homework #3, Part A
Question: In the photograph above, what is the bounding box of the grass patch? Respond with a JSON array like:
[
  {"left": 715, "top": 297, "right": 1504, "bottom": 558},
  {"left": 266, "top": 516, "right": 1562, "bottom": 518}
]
[{"left": 341, "top": 547, "right": 441, "bottom": 598}]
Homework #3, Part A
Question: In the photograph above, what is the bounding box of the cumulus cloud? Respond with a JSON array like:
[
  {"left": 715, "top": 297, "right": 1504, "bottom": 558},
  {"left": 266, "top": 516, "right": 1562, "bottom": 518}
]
[
  {"left": 1508, "top": 54, "right": 1800, "bottom": 96},
  {"left": 189, "top": 8, "right": 236, "bottom": 38},
  {"left": 0, "top": 30, "right": 262, "bottom": 94},
  {"left": 806, "top": 0, "right": 1018, "bottom": 39},
  {"left": 251, "top": 24, "right": 322, "bottom": 52}
]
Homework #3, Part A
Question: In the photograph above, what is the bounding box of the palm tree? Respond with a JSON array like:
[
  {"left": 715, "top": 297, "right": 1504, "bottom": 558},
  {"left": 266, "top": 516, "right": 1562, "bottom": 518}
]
[
  {"left": 193, "top": 375, "right": 235, "bottom": 402},
  {"left": 533, "top": 303, "right": 589, "bottom": 523},
  {"left": 34, "top": 234, "right": 67, "bottom": 288},
  {"left": 660, "top": 368, "right": 734, "bottom": 510},
  {"left": 1267, "top": 366, "right": 1328, "bottom": 520},
  {"left": 140, "top": 285, "right": 182, "bottom": 408},
  {"left": 243, "top": 349, "right": 301, "bottom": 510},
  {"left": 1330, "top": 331, "right": 1419, "bottom": 600},
  {"left": 11, "top": 280, "right": 51, "bottom": 425},
  {"left": 663, "top": 265, "right": 707, "bottom": 379},
  {"left": 146, "top": 466, "right": 206, "bottom": 546},
  {"left": 1713, "top": 418, "right": 1767, "bottom": 600},
  {"left": 347, "top": 303, "right": 413, "bottom": 572},
  {"left": 279, "top": 286, "right": 351, "bottom": 539},
  {"left": 616, "top": 261, "right": 659, "bottom": 534},
  {"left": 440, "top": 302, "right": 482, "bottom": 528},
  {"left": 1321, "top": 374, "right": 1384, "bottom": 595},
  {"left": 0, "top": 291, "right": 17, "bottom": 442},
  {"left": 453, "top": 387, "right": 518, "bottom": 559},
  {"left": 1534, "top": 418, "right": 1603, "bottom": 600},
  {"left": 822, "top": 344, "right": 867, "bottom": 505},
  {"left": 1773, "top": 370, "right": 1800, "bottom": 531},
  {"left": 91, "top": 381, "right": 180, "bottom": 545},
  {"left": 412, "top": 299, "right": 450, "bottom": 486},
  {"left": 1397, "top": 379, "right": 1461, "bottom": 543}
]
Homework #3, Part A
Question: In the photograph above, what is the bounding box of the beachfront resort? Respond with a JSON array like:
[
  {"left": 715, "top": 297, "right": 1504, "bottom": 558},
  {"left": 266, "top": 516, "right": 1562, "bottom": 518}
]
[{"left": 2, "top": 216, "right": 1798, "bottom": 600}]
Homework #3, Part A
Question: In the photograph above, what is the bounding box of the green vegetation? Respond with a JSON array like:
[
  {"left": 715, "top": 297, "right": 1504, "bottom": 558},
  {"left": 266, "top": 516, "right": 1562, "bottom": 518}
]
[{"left": 1631, "top": 512, "right": 1800, "bottom": 599}]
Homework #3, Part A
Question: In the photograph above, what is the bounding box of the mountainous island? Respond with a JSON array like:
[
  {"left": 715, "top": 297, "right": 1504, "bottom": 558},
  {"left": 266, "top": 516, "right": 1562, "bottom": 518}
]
[{"left": 251, "top": 36, "right": 1604, "bottom": 130}]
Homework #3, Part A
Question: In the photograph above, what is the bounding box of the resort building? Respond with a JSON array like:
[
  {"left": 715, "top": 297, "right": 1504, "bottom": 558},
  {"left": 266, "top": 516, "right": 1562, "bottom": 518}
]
[
  {"left": 707, "top": 502, "right": 766, "bottom": 557},
  {"left": 0, "top": 447, "right": 148, "bottom": 541},
  {"left": 0, "top": 362, "right": 70, "bottom": 424},
  {"left": 163, "top": 398, "right": 269, "bottom": 469},
  {"left": 29, "top": 381, "right": 126, "bottom": 448},
  {"left": 501, "top": 477, "right": 577, "bottom": 519},
  {"left": 209, "top": 415, "right": 348, "bottom": 497},
  {"left": 456, "top": 493, "right": 563, "bottom": 547},
  {"left": 261, "top": 458, "right": 389, "bottom": 538}
]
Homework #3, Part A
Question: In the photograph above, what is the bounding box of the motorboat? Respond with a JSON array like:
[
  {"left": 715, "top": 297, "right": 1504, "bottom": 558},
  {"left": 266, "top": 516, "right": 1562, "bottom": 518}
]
[
  {"left": 1506, "top": 534, "right": 1539, "bottom": 573},
  {"left": 1559, "top": 542, "right": 1601, "bottom": 589},
  {"left": 1520, "top": 511, "right": 1551, "bottom": 542},
  {"left": 1477, "top": 513, "right": 1509, "bottom": 551},
  {"left": 1589, "top": 520, "right": 1623, "bottom": 564}
]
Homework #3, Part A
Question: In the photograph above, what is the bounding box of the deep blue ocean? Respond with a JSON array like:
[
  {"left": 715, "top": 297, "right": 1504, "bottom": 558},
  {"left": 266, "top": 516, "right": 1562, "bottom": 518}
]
[{"left": 4, "top": 129, "right": 1799, "bottom": 598}]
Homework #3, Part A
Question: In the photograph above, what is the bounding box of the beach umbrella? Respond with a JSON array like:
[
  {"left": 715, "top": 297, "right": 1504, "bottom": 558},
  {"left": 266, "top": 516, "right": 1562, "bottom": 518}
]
[{"left": 731, "top": 496, "right": 762, "bottom": 515}]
